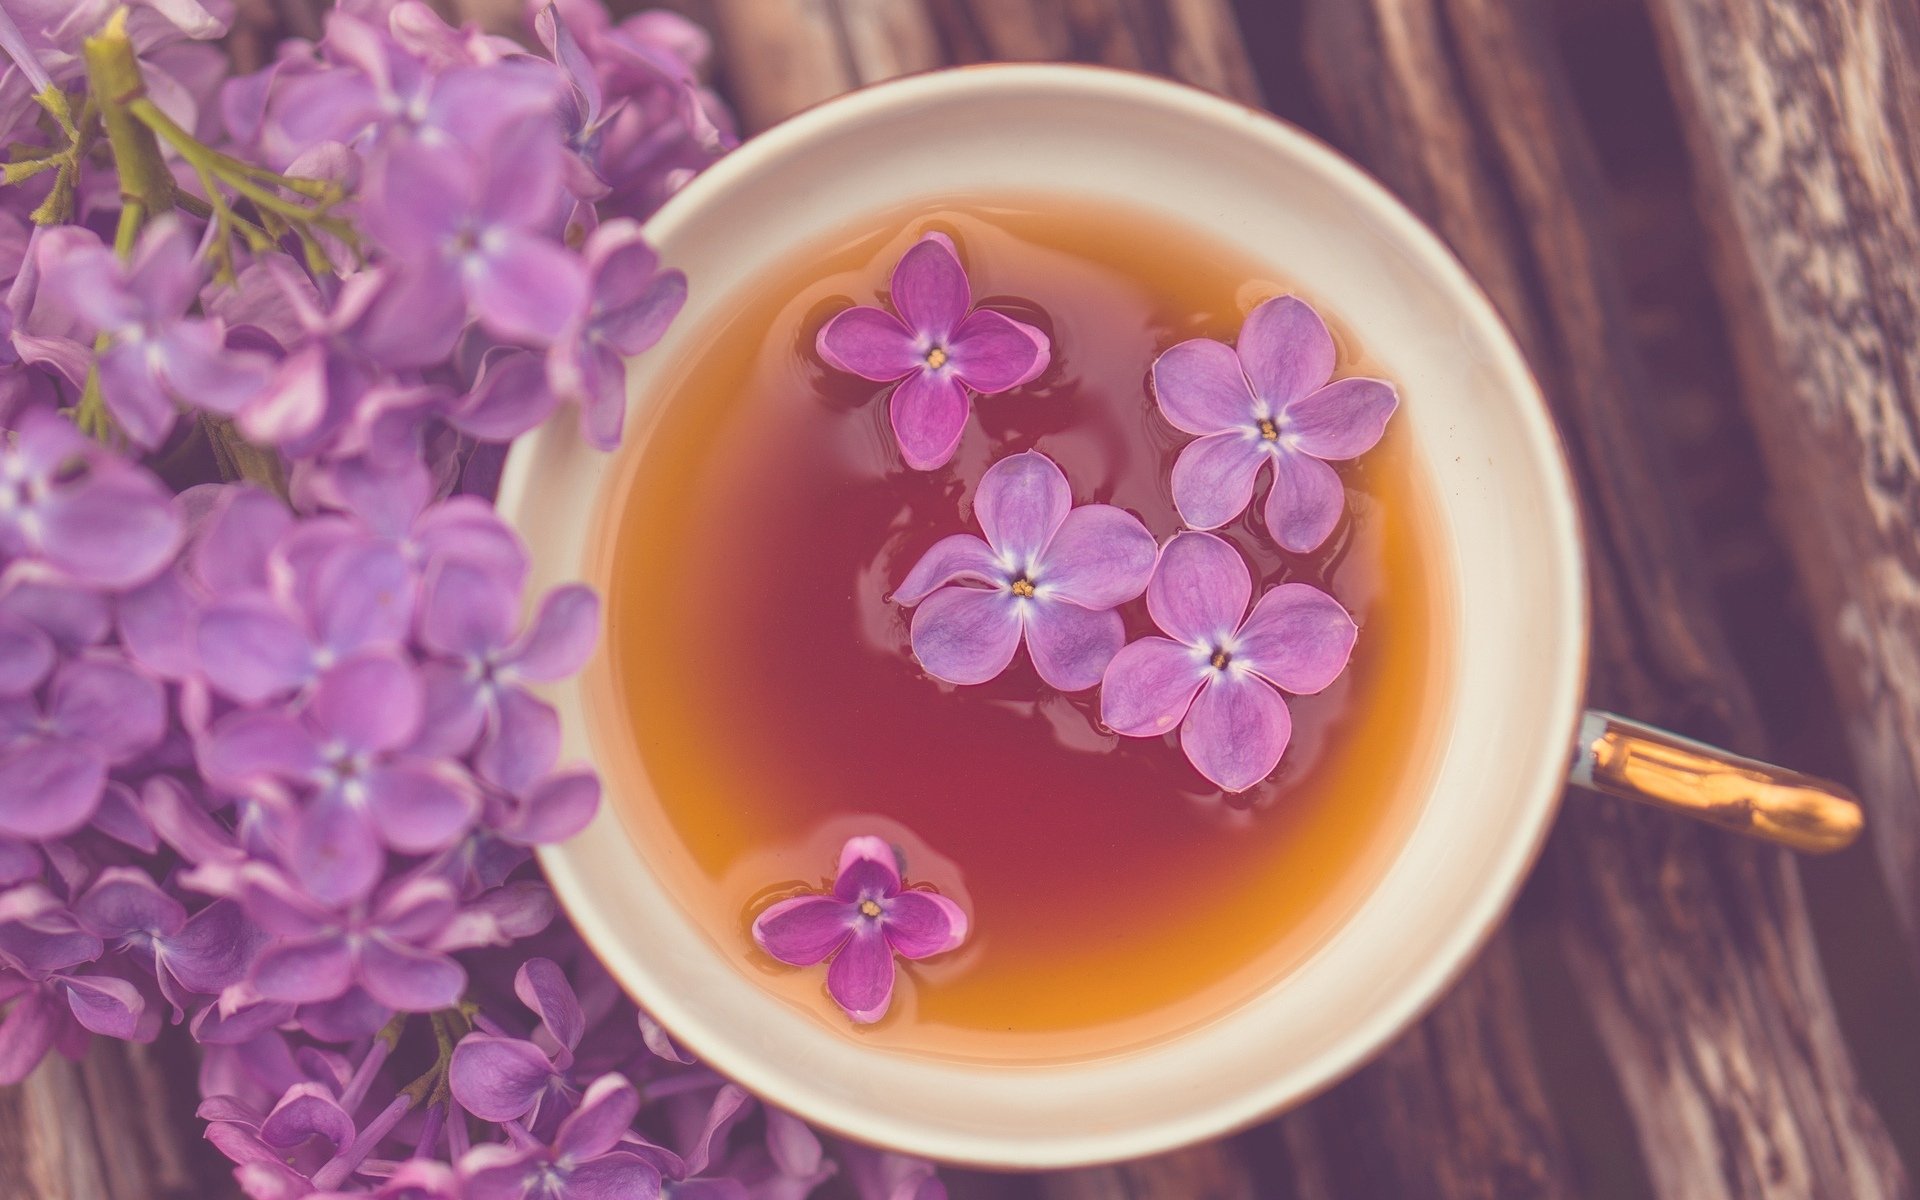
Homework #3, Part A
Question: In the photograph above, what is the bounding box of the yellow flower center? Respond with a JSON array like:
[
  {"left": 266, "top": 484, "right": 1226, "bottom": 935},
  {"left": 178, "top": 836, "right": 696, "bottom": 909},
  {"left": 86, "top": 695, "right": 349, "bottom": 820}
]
[
  {"left": 1211, "top": 649, "right": 1231, "bottom": 669},
  {"left": 1010, "top": 578, "right": 1036, "bottom": 598},
  {"left": 925, "top": 346, "right": 948, "bottom": 369},
  {"left": 1258, "top": 418, "right": 1280, "bottom": 441},
  {"left": 859, "top": 899, "right": 883, "bottom": 918}
]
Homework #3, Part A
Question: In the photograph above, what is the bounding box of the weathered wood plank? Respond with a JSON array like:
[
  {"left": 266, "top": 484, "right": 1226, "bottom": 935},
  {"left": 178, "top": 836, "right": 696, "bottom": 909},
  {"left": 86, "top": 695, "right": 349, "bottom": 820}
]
[
  {"left": 5, "top": 1042, "right": 205, "bottom": 1200},
  {"left": 706, "top": 0, "right": 943, "bottom": 133},
  {"left": 1638, "top": 0, "right": 1920, "bottom": 970},
  {"left": 1294, "top": 0, "right": 1909, "bottom": 1194}
]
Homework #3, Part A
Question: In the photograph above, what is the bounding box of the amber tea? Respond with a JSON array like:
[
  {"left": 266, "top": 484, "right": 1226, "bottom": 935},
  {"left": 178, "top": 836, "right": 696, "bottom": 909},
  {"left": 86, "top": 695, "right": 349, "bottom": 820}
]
[{"left": 591, "top": 197, "right": 1450, "bottom": 1062}]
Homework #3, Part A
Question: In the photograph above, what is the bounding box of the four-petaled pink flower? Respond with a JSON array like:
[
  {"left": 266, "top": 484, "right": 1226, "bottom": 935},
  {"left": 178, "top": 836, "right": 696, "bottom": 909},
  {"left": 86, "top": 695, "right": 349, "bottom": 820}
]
[
  {"left": 816, "top": 232, "right": 1050, "bottom": 470},
  {"left": 1100, "top": 532, "right": 1357, "bottom": 793},
  {"left": 1152, "top": 295, "right": 1398, "bottom": 553},
  {"left": 893, "top": 450, "right": 1157, "bottom": 691},
  {"left": 751, "top": 836, "right": 967, "bottom": 1024}
]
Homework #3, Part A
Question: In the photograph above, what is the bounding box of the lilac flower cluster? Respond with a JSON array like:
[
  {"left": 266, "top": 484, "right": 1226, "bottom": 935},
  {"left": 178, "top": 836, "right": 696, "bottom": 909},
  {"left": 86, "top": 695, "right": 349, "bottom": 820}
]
[{"left": 0, "top": 1, "right": 941, "bottom": 1196}]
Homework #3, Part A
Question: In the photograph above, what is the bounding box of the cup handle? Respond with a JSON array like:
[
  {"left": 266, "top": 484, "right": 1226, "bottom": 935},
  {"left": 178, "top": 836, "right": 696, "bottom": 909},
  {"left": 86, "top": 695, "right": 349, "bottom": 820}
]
[{"left": 1568, "top": 710, "right": 1864, "bottom": 853}]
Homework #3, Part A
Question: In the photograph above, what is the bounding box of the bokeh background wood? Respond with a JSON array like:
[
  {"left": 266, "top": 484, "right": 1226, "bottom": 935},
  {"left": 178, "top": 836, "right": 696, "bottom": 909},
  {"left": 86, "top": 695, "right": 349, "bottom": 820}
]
[{"left": 10, "top": 0, "right": 1920, "bottom": 1196}]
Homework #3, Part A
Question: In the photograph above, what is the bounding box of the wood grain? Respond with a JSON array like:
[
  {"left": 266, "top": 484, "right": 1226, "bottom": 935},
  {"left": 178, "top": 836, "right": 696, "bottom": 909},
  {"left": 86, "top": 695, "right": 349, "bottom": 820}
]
[
  {"left": 1295, "top": 0, "right": 1909, "bottom": 1194},
  {"left": 1, "top": 1042, "right": 205, "bottom": 1200},
  {"left": 1638, "top": 0, "right": 1920, "bottom": 967}
]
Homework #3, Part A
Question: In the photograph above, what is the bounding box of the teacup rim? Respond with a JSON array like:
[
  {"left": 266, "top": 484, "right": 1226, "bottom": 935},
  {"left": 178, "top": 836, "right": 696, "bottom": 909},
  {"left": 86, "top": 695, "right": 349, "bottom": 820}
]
[{"left": 511, "top": 60, "right": 1590, "bottom": 1168}]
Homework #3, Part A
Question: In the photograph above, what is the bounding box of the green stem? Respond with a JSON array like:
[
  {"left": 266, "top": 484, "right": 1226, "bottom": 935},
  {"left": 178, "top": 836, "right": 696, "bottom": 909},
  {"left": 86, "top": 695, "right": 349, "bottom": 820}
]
[{"left": 81, "top": 10, "right": 173, "bottom": 220}]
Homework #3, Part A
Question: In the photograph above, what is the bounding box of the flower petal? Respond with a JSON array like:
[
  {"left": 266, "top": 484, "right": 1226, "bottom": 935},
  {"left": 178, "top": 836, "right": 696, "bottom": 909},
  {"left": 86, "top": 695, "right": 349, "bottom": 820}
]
[
  {"left": 289, "top": 790, "right": 384, "bottom": 908},
  {"left": 0, "top": 739, "right": 105, "bottom": 839},
  {"left": 946, "top": 308, "right": 1047, "bottom": 394},
  {"left": 1284, "top": 376, "right": 1398, "bottom": 460},
  {"left": 835, "top": 835, "right": 902, "bottom": 899},
  {"left": 449, "top": 1034, "right": 555, "bottom": 1122},
  {"left": 1022, "top": 600, "right": 1125, "bottom": 692},
  {"left": 195, "top": 597, "right": 313, "bottom": 703},
  {"left": 908, "top": 586, "right": 1022, "bottom": 686},
  {"left": 1261, "top": 451, "right": 1346, "bottom": 554},
  {"left": 310, "top": 653, "right": 422, "bottom": 754},
  {"left": 1146, "top": 531, "right": 1251, "bottom": 647},
  {"left": 509, "top": 584, "right": 599, "bottom": 682},
  {"left": 259, "top": 1082, "right": 356, "bottom": 1154},
  {"left": 515, "top": 957, "right": 584, "bottom": 1053},
  {"left": 815, "top": 305, "right": 920, "bottom": 381},
  {"left": 972, "top": 450, "right": 1070, "bottom": 566},
  {"left": 556, "top": 1073, "right": 641, "bottom": 1162},
  {"left": 363, "top": 761, "right": 477, "bottom": 853},
  {"left": 1170, "top": 430, "right": 1269, "bottom": 531},
  {"left": 826, "top": 925, "right": 896, "bottom": 1023},
  {"left": 1234, "top": 583, "right": 1358, "bottom": 695},
  {"left": 1150, "top": 337, "right": 1257, "bottom": 435},
  {"left": 887, "top": 370, "right": 970, "bottom": 471},
  {"left": 892, "top": 533, "right": 1001, "bottom": 606},
  {"left": 0, "top": 990, "right": 57, "bottom": 1085},
  {"left": 1238, "top": 295, "right": 1335, "bottom": 411},
  {"left": 470, "top": 231, "right": 589, "bottom": 347},
  {"left": 251, "top": 935, "right": 354, "bottom": 1005},
  {"left": 1098, "top": 636, "right": 1206, "bottom": 737},
  {"left": 61, "top": 974, "right": 143, "bottom": 1039},
  {"left": 33, "top": 463, "right": 183, "bottom": 589},
  {"left": 564, "top": 1153, "right": 663, "bottom": 1200},
  {"left": 752, "top": 893, "right": 854, "bottom": 966},
  {"left": 200, "top": 710, "right": 321, "bottom": 785},
  {"left": 47, "top": 658, "right": 164, "bottom": 763},
  {"left": 358, "top": 938, "right": 466, "bottom": 1012},
  {"left": 0, "top": 611, "right": 53, "bottom": 695},
  {"left": 883, "top": 890, "right": 967, "bottom": 960},
  {"left": 1035, "top": 505, "right": 1156, "bottom": 610},
  {"left": 889, "top": 233, "right": 969, "bottom": 342},
  {"left": 96, "top": 341, "right": 177, "bottom": 449},
  {"left": 1181, "top": 675, "right": 1293, "bottom": 793}
]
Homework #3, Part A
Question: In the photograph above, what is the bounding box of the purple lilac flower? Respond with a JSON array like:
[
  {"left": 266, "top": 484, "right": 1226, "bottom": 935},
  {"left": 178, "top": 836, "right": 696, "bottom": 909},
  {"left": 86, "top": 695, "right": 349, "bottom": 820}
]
[
  {"left": 816, "top": 232, "right": 1049, "bottom": 470},
  {"left": 893, "top": 450, "right": 1155, "bottom": 690},
  {"left": 0, "top": 655, "right": 165, "bottom": 840},
  {"left": 457, "top": 1072, "right": 668, "bottom": 1200},
  {"left": 72, "top": 868, "right": 259, "bottom": 1018},
  {"left": 545, "top": 218, "right": 686, "bottom": 449},
  {"left": 1152, "top": 295, "right": 1397, "bottom": 553},
  {"left": 44, "top": 218, "right": 271, "bottom": 447},
  {"left": 240, "top": 867, "right": 477, "bottom": 1011},
  {"left": 1100, "top": 531, "right": 1357, "bottom": 792},
  {"left": 752, "top": 837, "right": 967, "bottom": 1025},
  {"left": 361, "top": 112, "right": 587, "bottom": 349},
  {"left": 448, "top": 957, "right": 582, "bottom": 1125},
  {"left": 202, "top": 652, "right": 478, "bottom": 905},
  {"left": 0, "top": 408, "right": 183, "bottom": 588}
]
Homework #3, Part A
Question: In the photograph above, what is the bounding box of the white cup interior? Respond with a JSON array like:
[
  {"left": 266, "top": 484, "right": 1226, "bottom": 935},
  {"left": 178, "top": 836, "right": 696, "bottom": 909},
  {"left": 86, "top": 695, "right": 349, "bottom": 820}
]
[{"left": 498, "top": 64, "right": 1587, "bottom": 1169}]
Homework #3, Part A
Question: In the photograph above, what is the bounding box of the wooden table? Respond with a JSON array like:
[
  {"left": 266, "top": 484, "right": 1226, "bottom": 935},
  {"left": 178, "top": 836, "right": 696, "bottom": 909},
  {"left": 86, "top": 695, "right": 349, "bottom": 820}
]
[{"left": 8, "top": 0, "right": 1919, "bottom": 1195}]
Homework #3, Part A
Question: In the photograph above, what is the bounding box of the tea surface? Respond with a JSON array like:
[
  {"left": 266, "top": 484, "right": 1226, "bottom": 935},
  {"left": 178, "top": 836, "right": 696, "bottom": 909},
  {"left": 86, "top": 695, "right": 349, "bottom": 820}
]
[{"left": 594, "top": 197, "right": 1450, "bottom": 1061}]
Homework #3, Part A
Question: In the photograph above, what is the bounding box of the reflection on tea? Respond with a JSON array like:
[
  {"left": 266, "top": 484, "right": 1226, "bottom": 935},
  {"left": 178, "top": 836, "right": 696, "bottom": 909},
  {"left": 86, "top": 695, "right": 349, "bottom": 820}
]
[{"left": 594, "top": 197, "right": 1449, "bottom": 1061}]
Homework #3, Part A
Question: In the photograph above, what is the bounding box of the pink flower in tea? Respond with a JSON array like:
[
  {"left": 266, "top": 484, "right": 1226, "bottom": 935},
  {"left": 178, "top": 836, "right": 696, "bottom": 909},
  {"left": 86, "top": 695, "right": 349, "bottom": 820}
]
[
  {"left": 893, "top": 450, "right": 1157, "bottom": 691},
  {"left": 1100, "top": 531, "right": 1356, "bottom": 793},
  {"left": 1152, "top": 295, "right": 1397, "bottom": 553},
  {"left": 815, "top": 231, "right": 1050, "bottom": 470},
  {"left": 752, "top": 836, "right": 967, "bottom": 1024}
]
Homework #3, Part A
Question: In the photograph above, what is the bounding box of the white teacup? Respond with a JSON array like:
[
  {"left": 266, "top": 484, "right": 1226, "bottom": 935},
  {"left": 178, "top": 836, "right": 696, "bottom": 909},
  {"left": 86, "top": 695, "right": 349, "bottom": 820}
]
[{"left": 498, "top": 63, "right": 1860, "bottom": 1169}]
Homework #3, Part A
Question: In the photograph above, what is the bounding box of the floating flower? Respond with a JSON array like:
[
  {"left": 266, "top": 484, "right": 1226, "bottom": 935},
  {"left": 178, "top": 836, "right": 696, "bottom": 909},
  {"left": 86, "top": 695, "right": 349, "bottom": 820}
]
[
  {"left": 752, "top": 836, "right": 967, "bottom": 1025},
  {"left": 816, "top": 232, "right": 1049, "bottom": 470},
  {"left": 1152, "top": 295, "right": 1397, "bottom": 553},
  {"left": 893, "top": 450, "right": 1156, "bottom": 690},
  {"left": 1100, "top": 531, "right": 1357, "bottom": 792}
]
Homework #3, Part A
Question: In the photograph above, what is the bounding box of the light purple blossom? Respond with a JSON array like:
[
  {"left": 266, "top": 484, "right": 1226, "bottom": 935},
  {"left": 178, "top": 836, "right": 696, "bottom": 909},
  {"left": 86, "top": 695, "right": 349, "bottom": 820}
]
[
  {"left": 0, "top": 408, "right": 183, "bottom": 588},
  {"left": 361, "top": 112, "right": 587, "bottom": 348},
  {"left": 448, "top": 957, "right": 582, "bottom": 1125},
  {"left": 893, "top": 450, "right": 1155, "bottom": 690},
  {"left": 545, "top": 218, "right": 686, "bottom": 449},
  {"left": 816, "top": 232, "right": 1049, "bottom": 470},
  {"left": 202, "top": 652, "right": 478, "bottom": 906},
  {"left": 457, "top": 1073, "right": 667, "bottom": 1200},
  {"left": 1100, "top": 532, "right": 1357, "bottom": 792},
  {"left": 752, "top": 837, "right": 967, "bottom": 1025},
  {"left": 0, "top": 655, "right": 165, "bottom": 840},
  {"left": 44, "top": 218, "right": 271, "bottom": 447},
  {"left": 72, "top": 867, "right": 259, "bottom": 1018},
  {"left": 1152, "top": 295, "right": 1397, "bottom": 553}
]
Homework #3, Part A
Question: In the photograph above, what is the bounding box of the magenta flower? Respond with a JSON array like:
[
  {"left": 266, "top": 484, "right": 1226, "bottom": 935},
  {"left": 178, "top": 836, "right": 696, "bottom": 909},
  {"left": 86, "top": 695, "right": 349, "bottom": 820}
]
[
  {"left": 1099, "top": 532, "right": 1358, "bottom": 793},
  {"left": 893, "top": 450, "right": 1156, "bottom": 691},
  {"left": 751, "top": 836, "right": 967, "bottom": 1025},
  {"left": 816, "top": 232, "right": 1049, "bottom": 470},
  {"left": 1152, "top": 295, "right": 1398, "bottom": 553}
]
